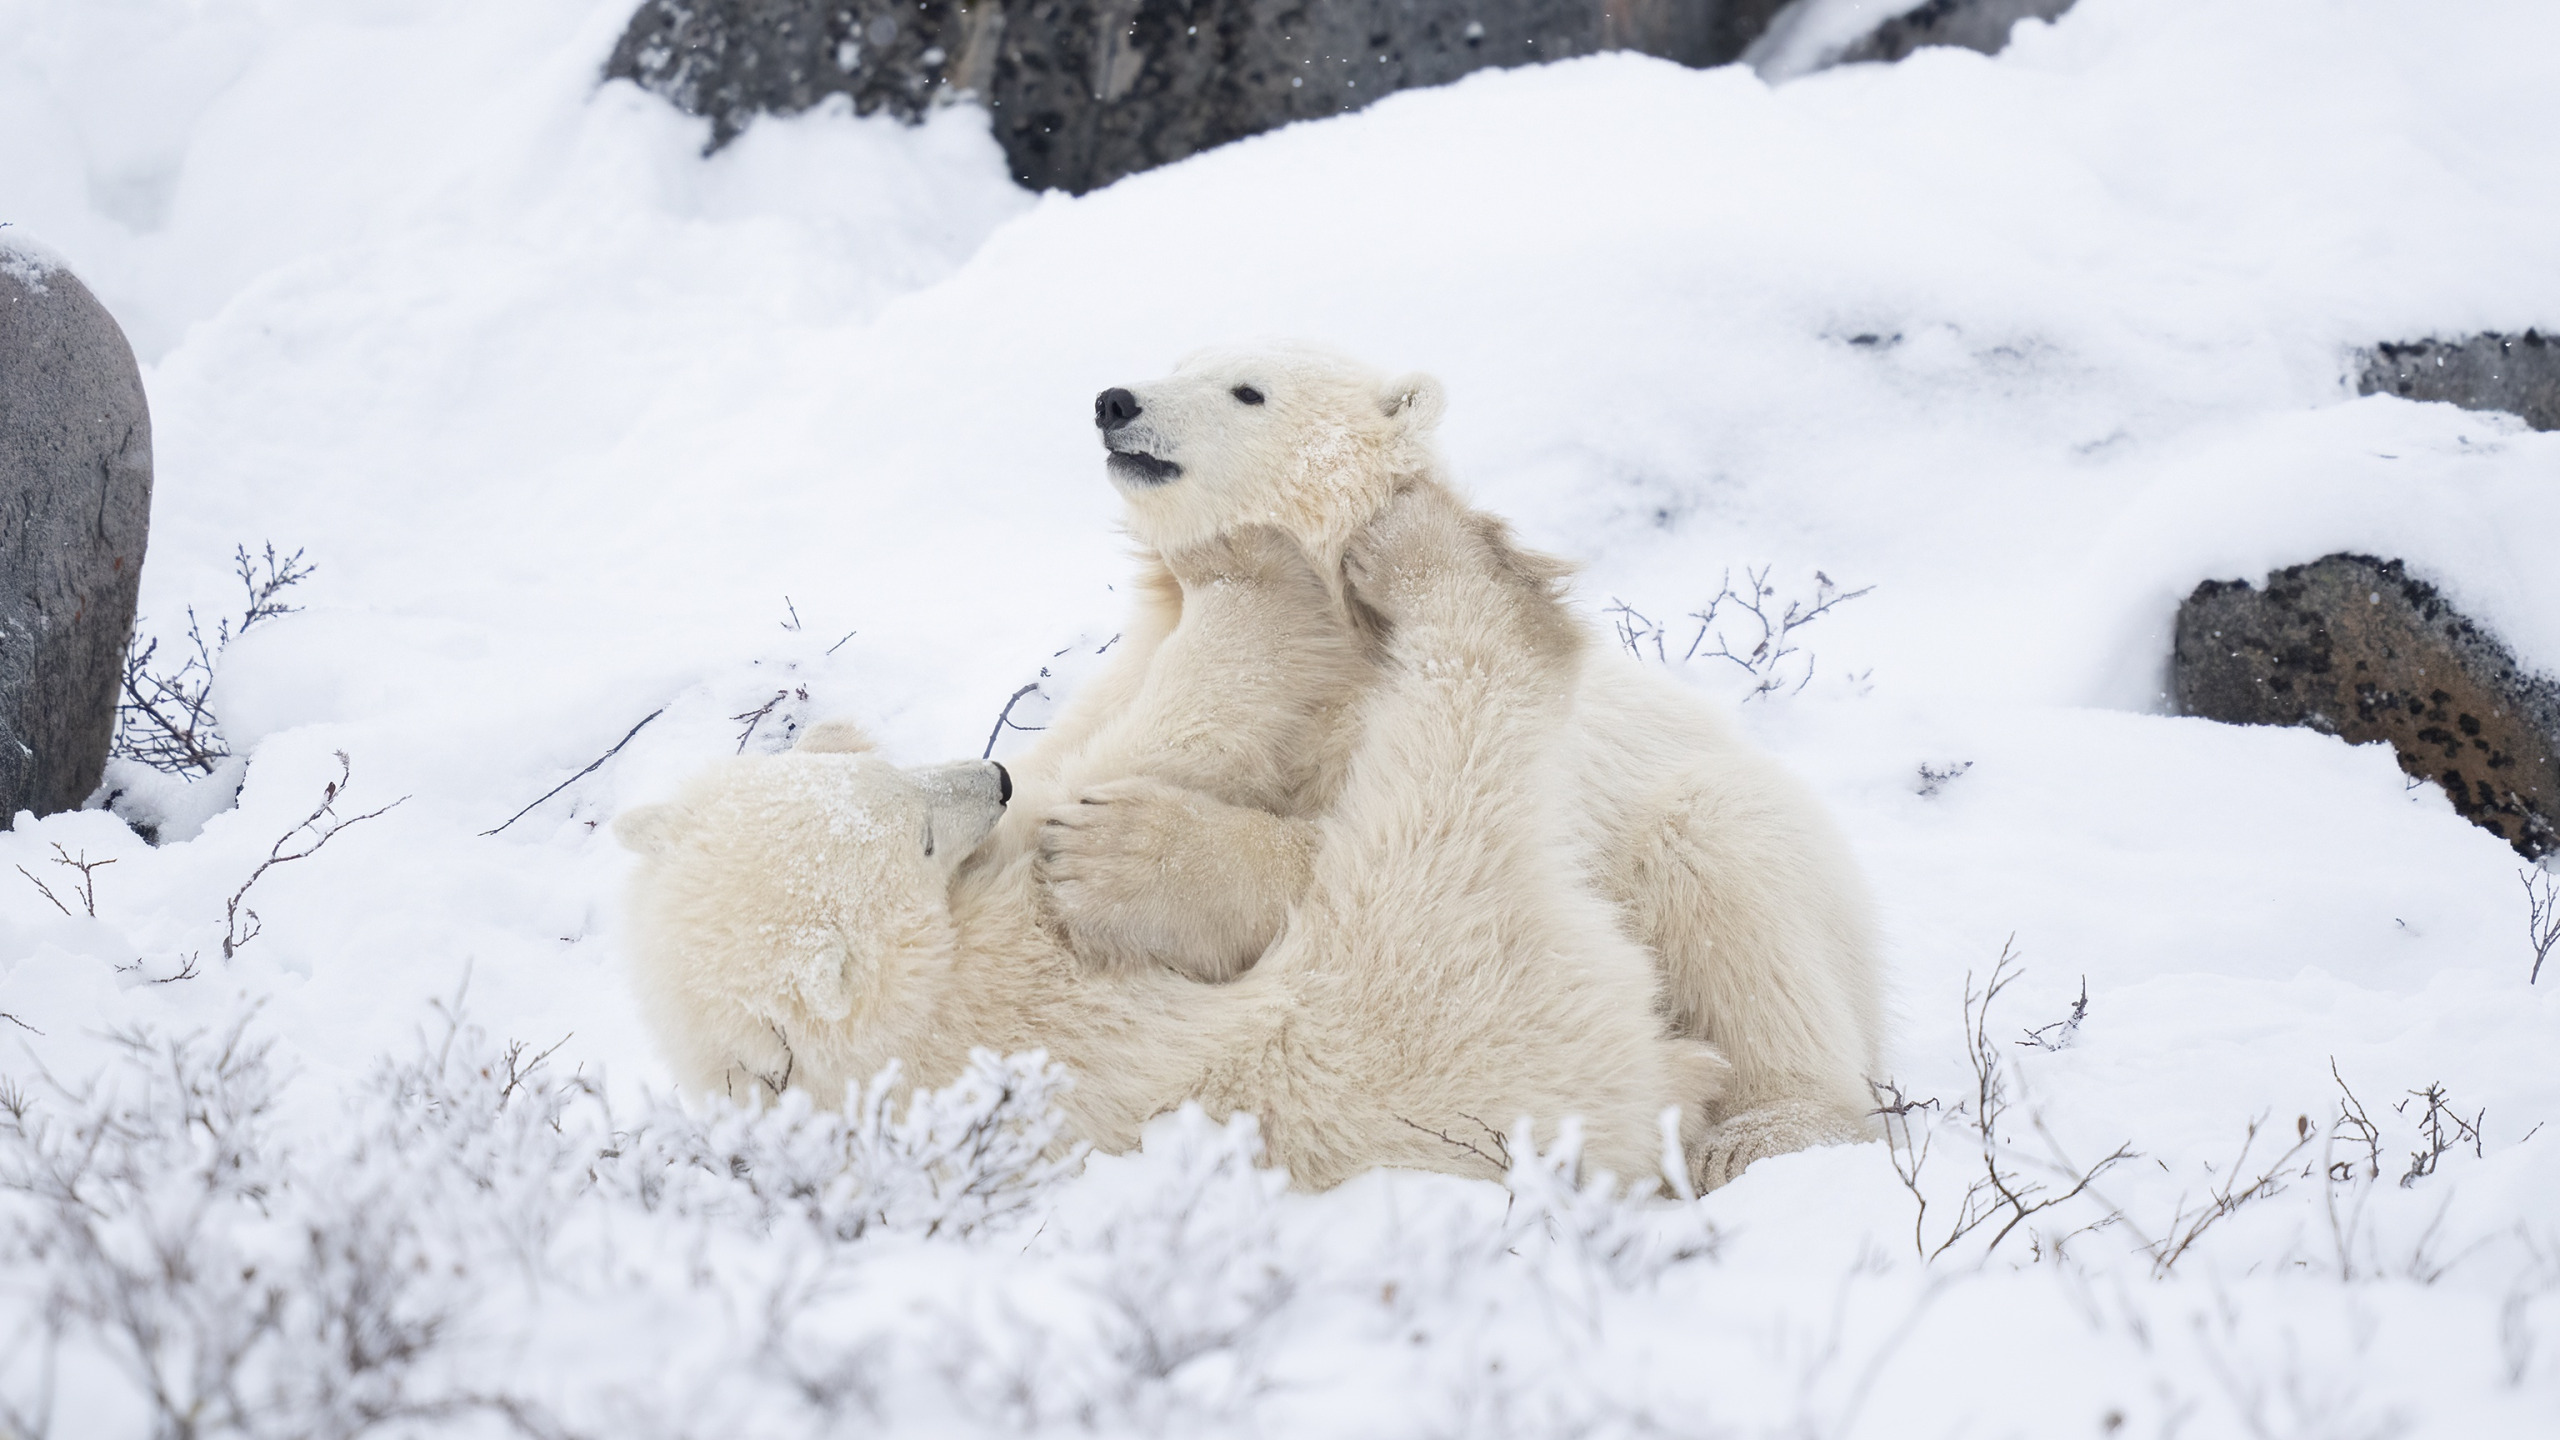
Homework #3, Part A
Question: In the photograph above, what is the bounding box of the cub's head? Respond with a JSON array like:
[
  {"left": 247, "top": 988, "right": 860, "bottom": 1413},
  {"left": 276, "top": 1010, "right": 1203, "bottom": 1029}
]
[
  {"left": 1093, "top": 343, "right": 1446, "bottom": 567},
  {"left": 613, "top": 724, "right": 1010, "bottom": 1103}
]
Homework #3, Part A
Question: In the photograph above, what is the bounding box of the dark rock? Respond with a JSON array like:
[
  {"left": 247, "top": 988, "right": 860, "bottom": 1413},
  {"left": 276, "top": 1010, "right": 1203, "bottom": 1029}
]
[
  {"left": 2173, "top": 554, "right": 2560, "bottom": 859},
  {"left": 1832, "top": 0, "right": 2078, "bottom": 66},
  {"left": 607, "top": 0, "right": 1796, "bottom": 194},
  {"left": 605, "top": 0, "right": 998, "bottom": 149},
  {"left": 0, "top": 239, "right": 152, "bottom": 822},
  {"left": 2355, "top": 332, "right": 2560, "bottom": 432}
]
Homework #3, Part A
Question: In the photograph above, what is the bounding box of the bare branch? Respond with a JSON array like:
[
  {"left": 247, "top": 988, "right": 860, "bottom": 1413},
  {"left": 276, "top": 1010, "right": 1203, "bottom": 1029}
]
[
  {"left": 2142, "top": 1112, "right": 2314, "bottom": 1277},
  {"left": 14, "top": 865, "right": 69, "bottom": 918},
  {"left": 223, "top": 752, "right": 409, "bottom": 960},
  {"left": 2018, "top": 976, "right": 2088, "bottom": 1051},
  {"left": 981, "top": 682, "right": 1046, "bottom": 761},
  {"left": 731, "top": 685, "right": 810, "bottom": 754},
  {"left": 482, "top": 708, "right": 665, "bottom": 836},
  {"left": 41, "top": 844, "right": 112, "bottom": 918},
  {"left": 499, "top": 1033, "right": 572, "bottom": 1108},
  {"left": 2526, "top": 866, "right": 2558, "bottom": 984},
  {"left": 1393, "top": 1113, "right": 1511, "bottom": 1176},
  {"left": 2329, "top": 1060, "right": 2383, "bottom": 1182}
]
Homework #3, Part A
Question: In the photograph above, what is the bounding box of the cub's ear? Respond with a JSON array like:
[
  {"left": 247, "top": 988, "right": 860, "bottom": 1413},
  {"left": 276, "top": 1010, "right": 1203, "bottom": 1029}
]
[
  {"left": 794, "top": 719, "right": 878, "bottom": 754},
  {"left": 613, "top": 803, "right": 688, "bottom": 856},
  {"left": 1380, "top": 372, "right": 1446, "bottom": 433}
]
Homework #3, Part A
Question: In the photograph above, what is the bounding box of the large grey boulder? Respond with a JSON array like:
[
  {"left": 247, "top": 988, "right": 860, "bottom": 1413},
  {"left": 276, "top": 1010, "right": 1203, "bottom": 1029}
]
[
  {"left": 2355, "top": 331, "right": 2560, "bottom": 432},
  {"left": 2173, "top": 554, "right": 2559, "bottom": 859},
  {"left": 607, "top": 0, "right": 1794, "bottom": 194},
  {"left": 0, "top": 237, "right": 152, "bottom": 822}
]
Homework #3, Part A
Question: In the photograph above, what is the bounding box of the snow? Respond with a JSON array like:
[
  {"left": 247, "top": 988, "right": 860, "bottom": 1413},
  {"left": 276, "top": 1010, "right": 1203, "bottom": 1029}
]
[{"left": 3, "top": 0, "right": 2559, "bottom": 1433}]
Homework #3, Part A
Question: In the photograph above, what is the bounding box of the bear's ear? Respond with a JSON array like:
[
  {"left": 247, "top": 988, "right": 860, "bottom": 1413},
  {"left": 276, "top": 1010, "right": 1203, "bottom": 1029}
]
[
  {"left": 613, "top": 803, "right": 688, "bottom": 856},
  {"left": 794, "top": 719, "right": 878, "bottom": 755},
  {"left": 1380, "top": 372, "right": 1446, "bottom": 434}
]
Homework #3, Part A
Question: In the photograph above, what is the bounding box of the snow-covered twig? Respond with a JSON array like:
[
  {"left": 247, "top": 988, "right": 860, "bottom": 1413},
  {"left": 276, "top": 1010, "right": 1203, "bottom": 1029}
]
[
  {"left": 2017, "top": 975, "right": 2088, "bottom": 1051},
  {"left": 1683, "top": 566, "right": 1874, "bottom": 701},
  {"left": 223, "top": 753, "right": 407, "bottom": 959},
  {"left": 481, "top": 708, "right": 664, "bottom": 836},
  {"left": 2527, "top": 866, "right": 2558, "bottom": 984}
]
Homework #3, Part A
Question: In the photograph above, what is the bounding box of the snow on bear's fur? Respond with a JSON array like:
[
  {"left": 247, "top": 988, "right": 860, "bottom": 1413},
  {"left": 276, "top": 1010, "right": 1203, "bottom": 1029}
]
[
  {"left": 1036, "top": 343, "right": 1887, "bottom": 1189},
  {"left": 618, "top": 484, "right": 1730, "bottom": 1190}
]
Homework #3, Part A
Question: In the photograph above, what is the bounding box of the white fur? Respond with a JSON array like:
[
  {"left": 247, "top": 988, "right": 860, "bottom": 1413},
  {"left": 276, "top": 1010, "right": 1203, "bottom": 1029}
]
[
  {"left": 1047, "top": 343, "right": 1888, "bottom": 1189},
  {"left": 618, "top": 487, "right": 1728, "bottom": 1189}
]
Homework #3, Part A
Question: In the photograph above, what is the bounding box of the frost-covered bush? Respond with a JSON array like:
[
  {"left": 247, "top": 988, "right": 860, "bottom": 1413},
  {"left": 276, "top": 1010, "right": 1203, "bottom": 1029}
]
[{"left": 0, "top": 1009, "right": 1079, "bottom": 1437}]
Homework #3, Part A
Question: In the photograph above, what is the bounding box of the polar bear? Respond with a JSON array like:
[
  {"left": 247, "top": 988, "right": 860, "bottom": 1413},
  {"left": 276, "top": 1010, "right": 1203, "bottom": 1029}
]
[
  {"left": 618, "top": 484, "right": 1729, "bottom": 1189},
  {"left": 1032, "top": 343, "right": 1886, "bottom": 1190}
]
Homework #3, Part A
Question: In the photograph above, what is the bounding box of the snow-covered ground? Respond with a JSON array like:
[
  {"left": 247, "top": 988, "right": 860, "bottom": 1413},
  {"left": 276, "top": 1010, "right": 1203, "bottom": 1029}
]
[{"left": 3, "top": 0, "right": 2558, "bottom": 1433}]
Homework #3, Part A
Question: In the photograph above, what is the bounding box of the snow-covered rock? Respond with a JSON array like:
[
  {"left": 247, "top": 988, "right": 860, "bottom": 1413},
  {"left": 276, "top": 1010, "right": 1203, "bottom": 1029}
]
[
  {"left": 2358, "top": 330, "right": 2560, "bottom": 433},
  {"left": 0, "top": 233, "right": 151, "bottom": 821},
  {"left": 2174, "top": 553, "right": 2560, "bottom": 858}
]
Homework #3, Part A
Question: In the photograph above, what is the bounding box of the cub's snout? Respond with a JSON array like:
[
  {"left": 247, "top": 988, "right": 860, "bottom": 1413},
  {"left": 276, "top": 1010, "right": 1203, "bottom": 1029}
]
[{"left": 1095, "top": 388, "right": 1141, "bottom": 431}]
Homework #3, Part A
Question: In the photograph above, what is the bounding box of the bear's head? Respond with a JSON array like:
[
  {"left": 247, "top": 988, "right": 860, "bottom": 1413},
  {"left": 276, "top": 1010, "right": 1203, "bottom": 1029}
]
[
  {"left": 1093, "top": 342, "right": 1446, "bottom": 571},
  {"left": 613, "top": 724, "right": 1011, "bottom": 1102}
]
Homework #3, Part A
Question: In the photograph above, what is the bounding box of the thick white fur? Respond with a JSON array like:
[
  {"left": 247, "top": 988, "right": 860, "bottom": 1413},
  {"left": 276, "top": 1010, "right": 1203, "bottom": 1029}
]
[
  {"left": 1040, "top": 343, "right": 1887, "bottom": 1189},
  {"left": 617, "top": 486, "right": 1729, "bottom": 1189}
]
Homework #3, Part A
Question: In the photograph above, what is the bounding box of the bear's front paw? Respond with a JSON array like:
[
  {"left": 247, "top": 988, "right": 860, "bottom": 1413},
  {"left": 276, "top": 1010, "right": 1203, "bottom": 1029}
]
[
  {"left": 1692, "top": 1102, "right": 1867, "bottom": 1193},
  {"left": 1036, "top": 778, "right": 1228, "bottom": 981},
  {"left": 1344, "top": 483, "right": 1580, "bottom": 664},
  {"left": 1340, "top": 482, "right": 1477, "bottom": 629},
  {"left": 1036, "top": 777, "right": 1311, "bottom": 984}
]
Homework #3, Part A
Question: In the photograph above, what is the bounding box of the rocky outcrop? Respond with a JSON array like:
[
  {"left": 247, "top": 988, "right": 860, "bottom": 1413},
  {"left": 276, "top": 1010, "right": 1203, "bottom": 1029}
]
[
  {"left": 605, "top": 0, "right": 998, "bottom": 148},
  {"left": 1745, "top": 0, "right": 2076, "bottom": 79},
  {"left": 1831, "top": 0, "right": 2077, "bottom": 66},
  {"left": 2173, "top": 554, "right": 2559, "bottom": 859},
  {"left": 2355, "top": 332, "right": 2560, "bottom": 432},
  {"left": 606, "top": 0, "right": 1795, "bottom": 193},
  {"left": 0, "top": 238, "right": 153, "bottom": 822}
]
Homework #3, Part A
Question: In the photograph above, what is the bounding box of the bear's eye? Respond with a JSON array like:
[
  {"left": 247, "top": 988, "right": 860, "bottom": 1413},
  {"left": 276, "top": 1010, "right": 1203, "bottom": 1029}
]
[
  {"left": 1231, "top": 385, "right": 1265, "bottom": 406},
  {"left": 923, "top": 819, "right": 936, "bottom": 859}
]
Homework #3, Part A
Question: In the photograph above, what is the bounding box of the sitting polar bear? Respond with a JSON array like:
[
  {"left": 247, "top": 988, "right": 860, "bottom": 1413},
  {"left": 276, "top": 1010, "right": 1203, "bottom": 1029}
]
[
  {"left": 1020, "top": 343, "right": 1886, "bottom": 1189},
  {"left": 618, "top": 484, "right": 1730, "bottom": 1191}
]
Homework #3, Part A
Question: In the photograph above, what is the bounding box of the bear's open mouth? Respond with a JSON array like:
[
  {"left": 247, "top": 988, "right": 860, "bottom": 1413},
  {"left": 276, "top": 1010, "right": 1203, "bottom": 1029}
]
[{"left": 1106, "top": 450, "right": 1182, "bottom": 485}]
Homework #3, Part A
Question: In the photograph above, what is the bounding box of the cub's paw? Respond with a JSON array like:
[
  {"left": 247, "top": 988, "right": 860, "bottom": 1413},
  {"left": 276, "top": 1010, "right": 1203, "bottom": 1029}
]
[
  {"left": 1344, "top": 484, "right": 1580, "bottom": 663},
  {"left": 1034, "top": 777, "right": 1231, "bottom": 981},
  {"left": 1036, "top": 777, "right": 1311, "bottom": 983},
  {"left": 1340, "top": 483, "right": 1474, "bottom": 630},
  {"left": 1691, "top": 1101, "right": 1868, "bottom": 1193}
]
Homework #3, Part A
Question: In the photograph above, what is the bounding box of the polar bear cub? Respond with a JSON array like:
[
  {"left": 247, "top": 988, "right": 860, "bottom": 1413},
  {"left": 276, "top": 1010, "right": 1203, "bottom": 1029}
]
[
  {"left": 617, "top": 484, "right": 1728, "bottom": 1190},
  {"left": 1047, "top": 343, "right": 1888, "bottom": 1190}
]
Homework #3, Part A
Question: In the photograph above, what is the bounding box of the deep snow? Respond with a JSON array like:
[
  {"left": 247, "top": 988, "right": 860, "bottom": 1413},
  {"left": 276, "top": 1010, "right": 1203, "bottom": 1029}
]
[{"left": 1, "top": 0, "right": 2557, "bottom": 1434}]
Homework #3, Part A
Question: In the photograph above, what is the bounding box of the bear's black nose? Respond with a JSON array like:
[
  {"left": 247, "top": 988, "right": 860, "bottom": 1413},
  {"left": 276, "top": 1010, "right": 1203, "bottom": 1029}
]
[
  {"left": 992, "top": 761, "right": 1011, "bottom": 805},
  {"left": 1095, "top": 388, "right": 1141, "bottom": 432}
]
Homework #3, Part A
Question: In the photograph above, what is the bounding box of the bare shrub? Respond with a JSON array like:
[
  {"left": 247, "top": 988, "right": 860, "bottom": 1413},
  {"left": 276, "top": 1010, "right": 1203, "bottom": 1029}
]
[
  {"left": 0, "top": 995, "right": 1086, "bottom": 1437},
  {"left": 2318, "top": 1063, "right": 2503, "bottom": 1283},
  {"left": 2128, "top": 1113, "right": 2313, "bottom": 1278},
  {"left": 13, "top": 844, "right": 111, "bottom": 919},
  {"left": 1871, "top": 942, "right": 2135, "bottom": 1265},
  {"left": 1611, "top": 567, "right": 1874, "bottom": 701},
  {"left": 114, "top": 544, "right": 313, "bottom": 776}
]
